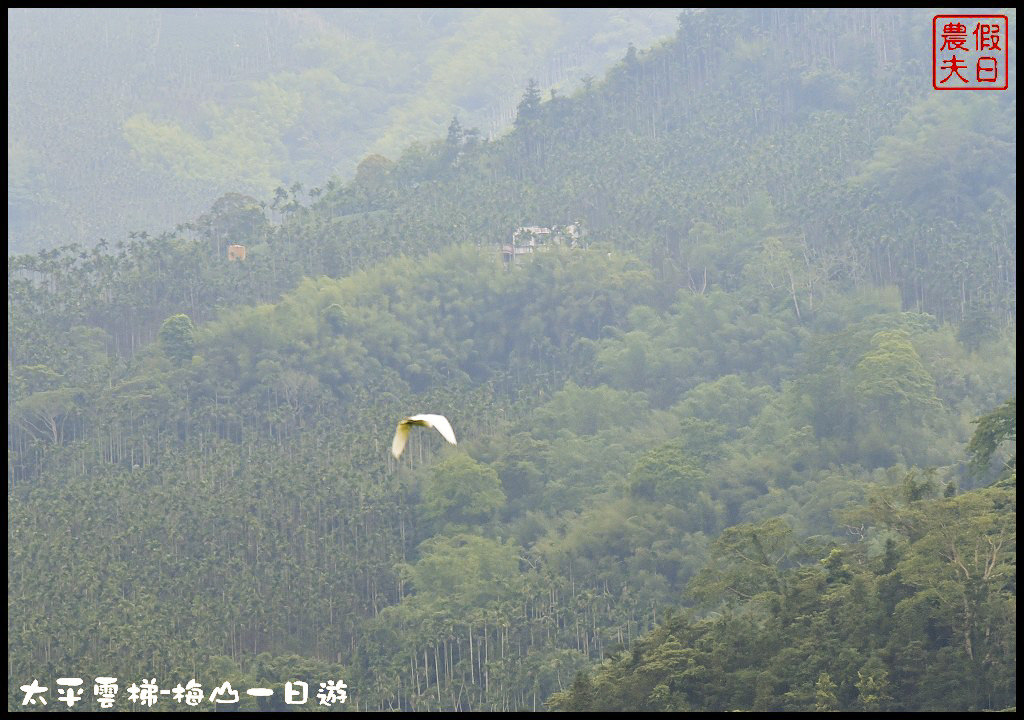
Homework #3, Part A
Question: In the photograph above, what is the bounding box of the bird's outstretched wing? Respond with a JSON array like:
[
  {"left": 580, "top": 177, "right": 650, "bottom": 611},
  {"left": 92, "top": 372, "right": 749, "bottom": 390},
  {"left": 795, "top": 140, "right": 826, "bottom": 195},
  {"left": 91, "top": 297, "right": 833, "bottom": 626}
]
[
  {"left": 391, "top": 414, "right": 457, "bottom": 459},
  {"left": 391, "top": 421, "right": 412, "bottom": 459},
  {"left": 408, "top": 414, "right": 457, "bottom": 446}
]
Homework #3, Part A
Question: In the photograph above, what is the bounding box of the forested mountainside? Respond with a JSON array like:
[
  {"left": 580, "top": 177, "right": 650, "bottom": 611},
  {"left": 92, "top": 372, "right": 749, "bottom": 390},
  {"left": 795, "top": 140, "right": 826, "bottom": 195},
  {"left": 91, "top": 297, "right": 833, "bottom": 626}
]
[
  {"left": 8, "top": 9, "right": 1015, "bottom": 711},
  {"left": 8, "top": 8, "right": 681, "bottom": 253}
]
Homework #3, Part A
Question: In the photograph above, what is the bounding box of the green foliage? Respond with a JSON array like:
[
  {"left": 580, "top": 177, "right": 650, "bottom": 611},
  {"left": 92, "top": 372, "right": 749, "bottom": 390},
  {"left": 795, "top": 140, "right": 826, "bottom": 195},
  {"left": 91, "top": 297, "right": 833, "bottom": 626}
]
[
  {"left": 688, "top": 518, "right": 795, "bottom": 607},
  {"left": 958, "top": 304, "right": 999, "bottom": 351},
  {"left": 158, "top": 313, "right": 196, "bottom": 365},
  {"left": 627, "top": 442, "right": 707, "bottom": 507},
  {"left": 14, "top": 387, "right": 78, "bottom": 445},
  {"left": 855, "top": 659, "right": 893, "bottom": 711},
  {"left": 402, "top": 534, "right": 521, "bottom": 609},
  {"left": 534, "top": 381, "right": 649, "bottom": 437},
  {"left": 854, "top": 329, "right": 941, "bottom": 417},
  {"left": 554, "top": 483, "right": 1016, "bottom": 711},
  {"left": 966, "top": 398, "right": 1016, "bottom": 482},
  {"left": 814, "top": 672, "right": 838, "bottom": 711},
  {"left": 421, "top": 454, "right": 506, "bottom": 531},
  {"left": 676, "top": 375, "right": 775, "bottom": 430}
]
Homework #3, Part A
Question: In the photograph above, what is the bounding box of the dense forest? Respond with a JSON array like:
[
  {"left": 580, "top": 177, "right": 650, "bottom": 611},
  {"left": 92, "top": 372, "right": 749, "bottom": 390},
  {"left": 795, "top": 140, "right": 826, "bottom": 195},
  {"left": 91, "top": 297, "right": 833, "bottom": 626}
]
[{"left": 8, "top": 8, "right": 1016, "bottom": 712}]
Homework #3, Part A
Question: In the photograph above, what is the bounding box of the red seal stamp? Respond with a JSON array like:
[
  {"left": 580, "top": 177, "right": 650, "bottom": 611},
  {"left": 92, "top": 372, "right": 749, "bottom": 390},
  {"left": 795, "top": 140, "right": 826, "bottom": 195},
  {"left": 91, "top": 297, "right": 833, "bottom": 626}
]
[{"left": 933, "top": 15, "right": 1009, "bottom": 90}]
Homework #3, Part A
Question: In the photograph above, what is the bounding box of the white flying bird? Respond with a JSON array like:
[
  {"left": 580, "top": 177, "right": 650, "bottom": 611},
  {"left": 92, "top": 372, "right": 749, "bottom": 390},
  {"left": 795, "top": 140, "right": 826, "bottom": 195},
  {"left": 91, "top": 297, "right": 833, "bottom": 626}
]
[{"left": 391, "top": 414, "right": 457, "bottom": 459}]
